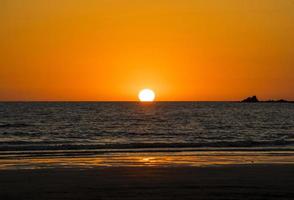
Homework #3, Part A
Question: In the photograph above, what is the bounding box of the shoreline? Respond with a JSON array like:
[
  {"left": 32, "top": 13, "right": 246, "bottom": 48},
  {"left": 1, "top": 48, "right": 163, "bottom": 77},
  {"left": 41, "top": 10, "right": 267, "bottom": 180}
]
[
  {"left": 0, "top": 150, "right": 293, "bottom": 170},
  {"left": 1, "top": 150, "right": 293, "bottom": 199}
]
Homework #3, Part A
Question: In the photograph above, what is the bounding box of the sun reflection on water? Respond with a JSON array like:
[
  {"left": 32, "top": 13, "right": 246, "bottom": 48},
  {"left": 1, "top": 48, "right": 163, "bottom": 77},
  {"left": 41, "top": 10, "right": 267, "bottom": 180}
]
[{"left": 0, "top": 151, "right": 293, "bottom": 170}]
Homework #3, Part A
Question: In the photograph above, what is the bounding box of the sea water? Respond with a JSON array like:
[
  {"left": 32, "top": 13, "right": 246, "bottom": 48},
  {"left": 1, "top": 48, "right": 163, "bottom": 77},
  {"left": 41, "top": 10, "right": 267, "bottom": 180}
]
[{"left": 0, "top": 102, "right": 293, "bottom": 152}]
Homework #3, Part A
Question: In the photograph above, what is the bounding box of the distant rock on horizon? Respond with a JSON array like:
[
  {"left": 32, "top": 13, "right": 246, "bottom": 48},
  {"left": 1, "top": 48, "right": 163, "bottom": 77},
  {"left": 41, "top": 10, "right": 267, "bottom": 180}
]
[
  {"left": 241, "top": 96, "right": 292, "bottom": 103},
  {"left": 241, "top": 96, "right": 259, "bottom": 103},
  {"left": 264, "top": 99, "right": 291, "bottom": 103}
]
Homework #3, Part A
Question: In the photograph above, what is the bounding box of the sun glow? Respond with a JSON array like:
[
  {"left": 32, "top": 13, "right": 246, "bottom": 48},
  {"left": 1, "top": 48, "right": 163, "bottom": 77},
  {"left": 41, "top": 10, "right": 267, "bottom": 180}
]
[{"left": 138, "top": 89, "right": 155, "bottom": 102}]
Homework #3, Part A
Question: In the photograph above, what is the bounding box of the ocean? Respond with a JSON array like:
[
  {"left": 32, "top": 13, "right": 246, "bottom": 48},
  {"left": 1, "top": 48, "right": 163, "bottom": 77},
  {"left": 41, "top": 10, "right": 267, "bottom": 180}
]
[{"left": 0, "top": 102, "right": 293, "bottom": 152}]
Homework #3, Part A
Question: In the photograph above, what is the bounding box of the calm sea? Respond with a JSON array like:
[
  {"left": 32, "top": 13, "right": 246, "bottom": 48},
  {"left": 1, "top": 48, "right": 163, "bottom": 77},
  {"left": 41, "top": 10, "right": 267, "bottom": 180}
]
[{"left": 0, "top": 102, "right": 293, "bottom": 154}]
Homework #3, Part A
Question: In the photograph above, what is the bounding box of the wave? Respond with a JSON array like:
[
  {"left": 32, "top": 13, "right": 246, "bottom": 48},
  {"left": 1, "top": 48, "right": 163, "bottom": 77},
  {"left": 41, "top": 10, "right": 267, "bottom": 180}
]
[
  {"left": 0, "top": 140, "right": 293, "bottom": 151},
  {"left": 0, "top": 123, "right": 33, "bottom": 128}
]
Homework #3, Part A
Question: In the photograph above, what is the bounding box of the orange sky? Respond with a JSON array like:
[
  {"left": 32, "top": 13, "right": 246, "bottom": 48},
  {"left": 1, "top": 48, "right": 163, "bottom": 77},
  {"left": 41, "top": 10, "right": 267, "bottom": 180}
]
[{"left": 1, "top": 0, "right": 294, "bottom": 101}]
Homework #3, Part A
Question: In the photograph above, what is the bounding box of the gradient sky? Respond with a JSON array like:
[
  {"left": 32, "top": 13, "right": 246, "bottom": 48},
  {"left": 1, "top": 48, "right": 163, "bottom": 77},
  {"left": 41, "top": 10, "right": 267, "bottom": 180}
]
[{"left": 1, "top": 0, "right": 294, "bottom": 101}]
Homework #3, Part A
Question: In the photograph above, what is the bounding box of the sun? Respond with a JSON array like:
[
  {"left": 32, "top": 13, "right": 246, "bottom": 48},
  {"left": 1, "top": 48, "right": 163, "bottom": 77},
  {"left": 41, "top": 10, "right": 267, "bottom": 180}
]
[{"left": 138, "top": 89, "right": 155, "bottom": 102}]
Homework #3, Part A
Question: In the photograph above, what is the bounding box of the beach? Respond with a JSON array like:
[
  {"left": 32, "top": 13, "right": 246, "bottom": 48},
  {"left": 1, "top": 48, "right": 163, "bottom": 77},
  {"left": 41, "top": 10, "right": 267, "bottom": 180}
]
[
  {"left": 1, "top": 164, "right": 293, "bottom": 200},
  {"left": 0, "top": 150, "right": 294, "bottom": 200}
]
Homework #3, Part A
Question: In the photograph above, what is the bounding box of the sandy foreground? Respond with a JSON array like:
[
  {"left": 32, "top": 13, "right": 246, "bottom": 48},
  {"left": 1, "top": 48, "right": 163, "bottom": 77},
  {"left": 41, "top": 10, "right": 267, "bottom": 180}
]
[{"left": 0, "top": 164, "right": 293, "bottom": 200}]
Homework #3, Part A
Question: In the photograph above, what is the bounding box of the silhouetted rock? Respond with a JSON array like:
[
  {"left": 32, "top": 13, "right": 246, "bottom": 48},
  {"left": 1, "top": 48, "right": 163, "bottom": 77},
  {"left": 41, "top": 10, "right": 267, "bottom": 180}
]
[
  {"left": 277, "top": 99, "right": 288, "bottom": 103},
  {"left": 241, "top": 96, "right": 259, "bottom": 103},
  {"left": 264, "top": 99, "right": 291, "bottom": 103},
  {"left": 241, "top": 96, "right": 293, "bottom": 103}
]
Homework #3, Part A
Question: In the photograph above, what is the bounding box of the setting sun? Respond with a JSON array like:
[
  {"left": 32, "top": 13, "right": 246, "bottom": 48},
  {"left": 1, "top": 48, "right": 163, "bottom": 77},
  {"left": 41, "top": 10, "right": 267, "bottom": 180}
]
[{"left": 138, "top": 89, "right": 155, "bottom": 102}]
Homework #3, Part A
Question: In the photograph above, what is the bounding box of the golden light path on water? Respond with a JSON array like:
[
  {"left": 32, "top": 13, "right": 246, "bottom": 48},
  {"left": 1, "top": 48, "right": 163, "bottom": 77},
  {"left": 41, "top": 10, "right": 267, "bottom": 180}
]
[{"left": 0, "top": 151, "right": 294, "bottom": 170}]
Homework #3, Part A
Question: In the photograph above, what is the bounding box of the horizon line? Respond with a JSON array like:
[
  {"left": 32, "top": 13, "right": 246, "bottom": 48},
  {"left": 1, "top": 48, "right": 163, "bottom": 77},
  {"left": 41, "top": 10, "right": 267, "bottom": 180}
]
[
  {"left": 0, "top": 100, "right": 293, "bottom": 103},
  {"left": 0, "top": 100, "right": 239, "bottom": 103}
]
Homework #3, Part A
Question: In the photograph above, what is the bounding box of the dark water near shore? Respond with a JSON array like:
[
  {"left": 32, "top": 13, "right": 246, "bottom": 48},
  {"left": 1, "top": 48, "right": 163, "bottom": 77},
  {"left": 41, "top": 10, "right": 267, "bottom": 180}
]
[{"left": 0, "top": 102, "right": 293, "bottom": 152}]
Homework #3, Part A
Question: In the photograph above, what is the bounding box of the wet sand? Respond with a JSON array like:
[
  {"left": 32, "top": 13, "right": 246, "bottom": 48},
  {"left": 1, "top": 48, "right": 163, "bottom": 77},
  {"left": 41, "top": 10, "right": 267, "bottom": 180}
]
[{"left": 0, "top": 164, "right": 293, "bottom": 200}]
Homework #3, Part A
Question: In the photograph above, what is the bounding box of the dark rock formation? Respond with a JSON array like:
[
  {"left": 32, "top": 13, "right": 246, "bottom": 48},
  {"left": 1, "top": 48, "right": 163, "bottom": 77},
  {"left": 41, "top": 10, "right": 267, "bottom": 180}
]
[
  {"left": 241, "top": 96, "right": 293, "bottom": 103},
  {"left": 241, "top": 96, "right": 259, "bottom": 103},
  {"left": 264, "top": 99, "right": 291, "bottom": 103},
  {"left": 276, "top": 99, "right": 288, "bottom": 103}
]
